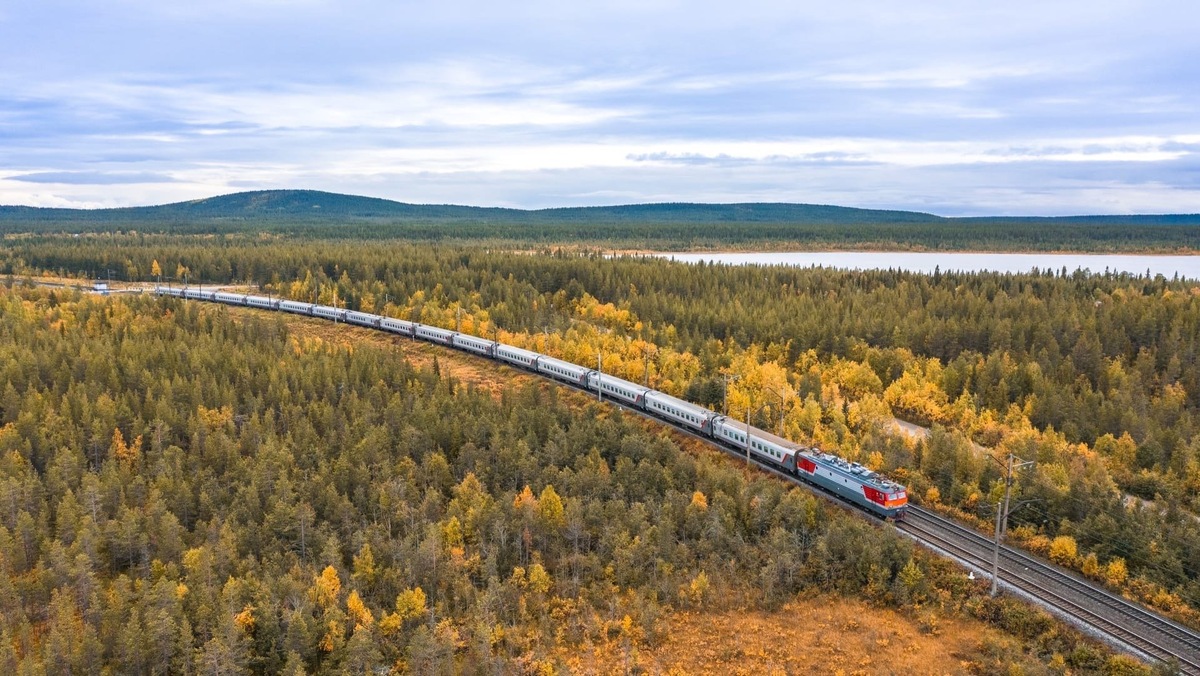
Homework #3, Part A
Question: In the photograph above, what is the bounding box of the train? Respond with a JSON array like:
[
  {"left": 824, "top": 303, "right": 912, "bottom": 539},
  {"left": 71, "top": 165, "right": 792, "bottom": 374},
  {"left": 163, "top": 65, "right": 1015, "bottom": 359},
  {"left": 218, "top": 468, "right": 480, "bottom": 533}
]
[{"left": 156, "top": 286, "right": 909, "bottom": 519}]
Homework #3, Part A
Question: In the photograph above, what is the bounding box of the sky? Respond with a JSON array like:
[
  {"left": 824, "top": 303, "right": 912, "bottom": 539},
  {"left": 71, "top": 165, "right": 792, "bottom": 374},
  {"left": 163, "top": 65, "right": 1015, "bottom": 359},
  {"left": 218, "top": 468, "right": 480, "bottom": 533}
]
[{"left": 2, "top": 0, "right": 1199, "bottom": 215}]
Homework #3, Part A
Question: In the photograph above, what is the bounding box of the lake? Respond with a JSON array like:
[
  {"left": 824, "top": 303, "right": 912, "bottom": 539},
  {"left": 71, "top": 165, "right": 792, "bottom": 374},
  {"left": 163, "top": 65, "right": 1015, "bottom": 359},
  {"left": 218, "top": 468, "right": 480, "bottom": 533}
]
[{"left": 649, "top": 251, "right": 1200, "bottom": 280}]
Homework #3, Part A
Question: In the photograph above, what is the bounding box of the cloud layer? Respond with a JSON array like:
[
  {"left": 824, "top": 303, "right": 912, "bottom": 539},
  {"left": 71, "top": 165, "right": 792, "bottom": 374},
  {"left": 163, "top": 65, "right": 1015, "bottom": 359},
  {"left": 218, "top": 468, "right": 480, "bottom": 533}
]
[{"left": 2, "top": 0, "right": 1198, "bottom": 214}]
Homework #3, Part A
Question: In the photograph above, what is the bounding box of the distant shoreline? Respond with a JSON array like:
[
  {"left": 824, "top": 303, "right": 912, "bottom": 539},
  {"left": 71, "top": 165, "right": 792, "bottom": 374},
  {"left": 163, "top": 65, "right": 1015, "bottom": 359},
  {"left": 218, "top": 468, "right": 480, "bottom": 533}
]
[
  {"left": 608, "top": 247, "right": 1200, "bottom": 257},
  {"left": 626, "top": 250, "right": 1200, "bottom": 281}
]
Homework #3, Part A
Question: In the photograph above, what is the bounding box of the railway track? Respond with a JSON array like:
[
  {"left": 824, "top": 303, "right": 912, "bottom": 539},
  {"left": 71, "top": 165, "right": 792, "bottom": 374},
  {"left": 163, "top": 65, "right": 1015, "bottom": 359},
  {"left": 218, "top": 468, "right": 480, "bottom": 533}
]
[
  {"left": 900, "top": 507, "right": 1200, "bottom": 673},
  {"left": 616, "top": 395, "right": 1200, "bottom": 671},
  {"left": 518, "top": 363, "right": 1200, "bottom": 673},
  {"left": 165, "top": 290, "right": 1200, "bottom": 671}
]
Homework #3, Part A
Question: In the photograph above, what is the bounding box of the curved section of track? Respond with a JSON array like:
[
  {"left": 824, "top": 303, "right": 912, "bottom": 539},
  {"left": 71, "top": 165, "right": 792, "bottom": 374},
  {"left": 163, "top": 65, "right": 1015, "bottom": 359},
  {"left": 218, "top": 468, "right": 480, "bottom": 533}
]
[
  {"left": 901, "top": 507, "right": 1200, "bottom": 673},
  {"left": 166, "top": 291, "right": 1200, "bottom": 672}
]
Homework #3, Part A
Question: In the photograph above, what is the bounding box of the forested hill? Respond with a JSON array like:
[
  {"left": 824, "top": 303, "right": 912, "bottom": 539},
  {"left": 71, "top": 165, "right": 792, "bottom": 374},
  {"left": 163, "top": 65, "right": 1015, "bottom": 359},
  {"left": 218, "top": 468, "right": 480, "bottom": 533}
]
[
  {"left": 0, "top": 190, "right": 942, "bottom": 223},
  {"left": 3, "top": 189, "right": 1199, "bottom": 251}
]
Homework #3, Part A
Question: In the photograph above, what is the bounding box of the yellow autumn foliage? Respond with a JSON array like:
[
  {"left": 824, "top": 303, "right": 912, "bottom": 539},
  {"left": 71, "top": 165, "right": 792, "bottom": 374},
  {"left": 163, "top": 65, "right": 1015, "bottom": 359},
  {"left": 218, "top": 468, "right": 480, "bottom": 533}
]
[
  {"left": 528, "top": 563, "right": 552, "bottom": 595},
  {"left": 537, "top": 485, "right": 566, "bottom": 530},
  {"left": 1049, "top": 536, "right": 1078, "bottom": 566},
  {"left": 395, "top": 587, "right": 427, "bottom": 622},
  {"left": 310, "top": 566, "right": 342, "bottom": 609},
  {"left": 346, "top": 590, "right": 374, "bottom": 628},
  {"left": 319, "top": 618, "right": 344, "bottom": 653},
  {"left": 687, "top": 570, "right": 710, "bottom": 605},
  {"left": 1105, "top": 558, "right": 1128, "bottom": 586},
  {"left": 234, "top": 604, "right": 256, "bottom": 633},
  {"left": 514, "top": 485, "right": 538, "bottom": 513},
  {"left": 196, "top": 404, "right": 234, "bottom": 432},
  {"left": 111, "top": 427, "right": 142, "bottom": 466}
]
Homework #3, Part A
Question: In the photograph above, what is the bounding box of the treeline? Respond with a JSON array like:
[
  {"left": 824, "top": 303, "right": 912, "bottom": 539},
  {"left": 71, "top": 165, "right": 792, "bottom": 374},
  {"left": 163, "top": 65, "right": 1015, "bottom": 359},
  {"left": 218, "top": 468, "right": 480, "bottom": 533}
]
[
  {"left": 3, "top": 218, "right": 1195, "bottom": 251},
  {"left": 2, "top": 187, "right": 1199, "bottom": 250},
  {"left": 0, "top": 287, "right": 1119, "bottom": 673}
]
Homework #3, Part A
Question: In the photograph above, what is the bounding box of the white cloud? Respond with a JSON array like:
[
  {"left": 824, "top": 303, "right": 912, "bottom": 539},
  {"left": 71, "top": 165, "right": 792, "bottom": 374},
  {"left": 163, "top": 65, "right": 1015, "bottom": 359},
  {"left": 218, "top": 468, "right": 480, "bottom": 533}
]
[
  {"left": 817, "top": 64, "right": 1048, "bottom": 89},
  {"left": 13, "top": 61, "right": 638, "bottom": 134},
  {"left": 1, "top": 0, "right": 1198, "bottom": 212},
  {"left": 625, "top": 136, "right": 1191, "bottom": 169}
]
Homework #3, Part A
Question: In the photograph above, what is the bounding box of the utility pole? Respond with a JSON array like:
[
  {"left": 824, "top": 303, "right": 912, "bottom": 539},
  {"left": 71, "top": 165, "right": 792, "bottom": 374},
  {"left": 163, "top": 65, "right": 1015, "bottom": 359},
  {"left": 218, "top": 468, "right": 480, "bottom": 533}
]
[
  {"left": 597, "top": 352, "right": 603, "bottom": 402},
  {"left": 768, "top": 385, "right": 791, "bottom": 436},
  {"left": 745, "top": 414, "right": 752, "bottom": 466},
  {"left": 744, "top": 396, "right": 760, "bottom": 467},
  {"left": 456, "top": 307, "right": 462, "bottom": 333},
  {"left": 990, "top": 453, "right": 1034, "bottom": 597},
  {"left": 643, "top": 345, "right": 656, "bottom": 388}
]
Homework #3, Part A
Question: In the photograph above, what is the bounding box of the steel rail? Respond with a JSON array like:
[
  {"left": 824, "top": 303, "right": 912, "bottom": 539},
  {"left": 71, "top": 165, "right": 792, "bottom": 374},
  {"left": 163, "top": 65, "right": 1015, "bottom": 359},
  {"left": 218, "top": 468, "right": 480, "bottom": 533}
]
[
  {"left": 902, "top": 508, "right": 1200, "bottom": 672},
  {"left": 899, "top": 517, "right": 1189, "bottom": 670},
  {"left": 911, "top": 507, "right": 1200, "bottom": 650}
]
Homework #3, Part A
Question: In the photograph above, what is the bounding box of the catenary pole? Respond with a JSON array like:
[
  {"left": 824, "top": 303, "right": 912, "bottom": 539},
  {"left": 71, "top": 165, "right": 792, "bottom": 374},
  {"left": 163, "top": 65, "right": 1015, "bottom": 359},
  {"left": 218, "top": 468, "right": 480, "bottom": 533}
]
[
  {"left": 991, "top": 453, "right": 1034, "bottom": 597},
  {"left": 722, "top": 373, "right": 740, "bottom": 417}
]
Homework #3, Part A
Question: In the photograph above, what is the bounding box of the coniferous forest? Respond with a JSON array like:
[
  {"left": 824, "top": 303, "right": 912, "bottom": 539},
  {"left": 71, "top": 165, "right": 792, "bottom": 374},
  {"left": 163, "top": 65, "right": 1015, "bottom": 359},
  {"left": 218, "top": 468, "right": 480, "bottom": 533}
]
[
  {"left": 3, "top": 231, "right": 1199, "bottom": 673},
  {"left": 1, "top": 285, "right": 1126, "bottom": 674}
]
